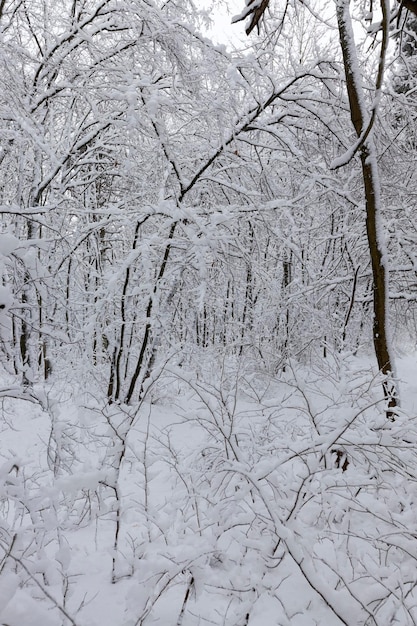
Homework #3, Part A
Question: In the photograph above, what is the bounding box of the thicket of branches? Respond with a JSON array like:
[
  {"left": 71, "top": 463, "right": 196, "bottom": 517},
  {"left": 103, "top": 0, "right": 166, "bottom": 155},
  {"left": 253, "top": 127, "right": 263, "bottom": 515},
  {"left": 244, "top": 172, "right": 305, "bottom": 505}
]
[{"left": 1, "top": 0, "right": 417, "bottom": 624}]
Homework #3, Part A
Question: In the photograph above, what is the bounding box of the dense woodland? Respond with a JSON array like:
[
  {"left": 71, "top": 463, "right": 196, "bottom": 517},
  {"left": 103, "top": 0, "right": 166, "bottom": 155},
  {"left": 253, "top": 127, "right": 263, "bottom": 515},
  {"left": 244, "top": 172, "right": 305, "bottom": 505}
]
[
  {"left": 2, "top": 1, "right": 417, "bottom": 624},
  {"left": 0, "top": 0, "right": 416, "bottom": 400}
]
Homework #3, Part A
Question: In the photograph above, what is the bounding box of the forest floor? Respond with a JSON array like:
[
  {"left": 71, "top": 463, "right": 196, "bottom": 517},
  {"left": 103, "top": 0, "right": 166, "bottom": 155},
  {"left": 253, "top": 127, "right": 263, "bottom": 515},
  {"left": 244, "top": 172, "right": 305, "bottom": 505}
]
[{"left": 1, "top": 352, "right": 417, "bottom": 625}]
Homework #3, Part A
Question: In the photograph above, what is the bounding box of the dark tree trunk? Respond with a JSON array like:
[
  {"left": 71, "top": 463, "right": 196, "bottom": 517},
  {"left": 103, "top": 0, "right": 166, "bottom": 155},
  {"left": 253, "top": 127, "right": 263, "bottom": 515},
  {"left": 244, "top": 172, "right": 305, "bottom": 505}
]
[{"left": 336, "top": 0, "right": 397, "bottom": 418}]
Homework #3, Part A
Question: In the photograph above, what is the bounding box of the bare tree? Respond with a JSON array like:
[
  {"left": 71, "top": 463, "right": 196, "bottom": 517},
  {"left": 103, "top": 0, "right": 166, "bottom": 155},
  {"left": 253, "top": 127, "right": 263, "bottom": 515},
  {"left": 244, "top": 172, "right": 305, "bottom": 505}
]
[{"left": 234, "top": 0, "right": 398, "bottom": 416}]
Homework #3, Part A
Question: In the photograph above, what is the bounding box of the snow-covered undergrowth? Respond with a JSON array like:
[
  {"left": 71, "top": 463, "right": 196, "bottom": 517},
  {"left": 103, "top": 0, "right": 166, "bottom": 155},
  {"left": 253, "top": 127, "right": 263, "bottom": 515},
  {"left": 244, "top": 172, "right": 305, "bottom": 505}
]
[{"left": 1, "top": 354, "right": 417, "bottom": 626}]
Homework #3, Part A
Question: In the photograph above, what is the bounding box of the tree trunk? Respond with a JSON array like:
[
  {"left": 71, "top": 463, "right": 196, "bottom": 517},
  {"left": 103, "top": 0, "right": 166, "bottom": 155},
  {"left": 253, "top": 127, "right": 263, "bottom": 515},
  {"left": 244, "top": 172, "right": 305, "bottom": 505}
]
[{"left": 336, "top": 0, "right": 397, "bottom": 417}]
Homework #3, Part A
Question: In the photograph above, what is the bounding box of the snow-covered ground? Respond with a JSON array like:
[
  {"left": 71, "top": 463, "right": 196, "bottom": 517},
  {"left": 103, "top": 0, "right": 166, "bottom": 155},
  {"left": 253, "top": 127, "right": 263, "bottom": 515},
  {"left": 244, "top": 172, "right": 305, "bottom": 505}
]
[{"left": 1, "top": 353, "right": 417, "bottom": 625}]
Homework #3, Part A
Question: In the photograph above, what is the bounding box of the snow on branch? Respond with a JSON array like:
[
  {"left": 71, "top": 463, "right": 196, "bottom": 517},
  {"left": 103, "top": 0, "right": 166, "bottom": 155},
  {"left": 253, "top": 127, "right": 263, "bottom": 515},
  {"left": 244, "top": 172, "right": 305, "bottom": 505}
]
[
  {"left": 232, "top": 0, "right": 270, "bottom": 35},
  {"left": 399, "top": 0, "right": 417, "bottom": 17},
  {"left": 331, "top": 0, "right": 390, "bottom": 169}
]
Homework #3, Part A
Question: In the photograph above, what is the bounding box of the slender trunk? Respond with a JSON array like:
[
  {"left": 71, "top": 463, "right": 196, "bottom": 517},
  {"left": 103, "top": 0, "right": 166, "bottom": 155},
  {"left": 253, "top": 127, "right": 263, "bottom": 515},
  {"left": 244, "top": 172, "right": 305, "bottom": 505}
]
[
  {"left": 108, "top": 221, "right": 141, "bottom": 403},
  {"left": 20, "top": 221, "right": 33, "bottom": 387},
  {"left": 282, "top": 250, "right": 291, "bottom": 368},
  {"left": 336, "top": 0, "right": 397, "bottom": 417},
  {"left": 240, "top": 221, "right": 254, "bottom": 356},
  {"left": 124, "top": 221, "right": 177, "bottom": 405}
]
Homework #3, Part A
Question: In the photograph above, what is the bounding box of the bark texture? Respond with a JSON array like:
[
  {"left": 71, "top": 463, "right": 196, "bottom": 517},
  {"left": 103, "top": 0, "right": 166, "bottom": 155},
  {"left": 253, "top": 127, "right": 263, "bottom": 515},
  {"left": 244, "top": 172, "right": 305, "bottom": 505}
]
[{"left": 336, "top": 0, "right": 397, "bottom": 417}]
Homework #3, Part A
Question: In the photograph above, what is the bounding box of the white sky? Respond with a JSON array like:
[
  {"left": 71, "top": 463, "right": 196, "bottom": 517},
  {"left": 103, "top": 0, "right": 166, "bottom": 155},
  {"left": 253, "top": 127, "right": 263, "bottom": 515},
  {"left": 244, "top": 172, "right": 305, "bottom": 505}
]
[{"left": 202, "top": 0, "right": 247, "bottom": 47}]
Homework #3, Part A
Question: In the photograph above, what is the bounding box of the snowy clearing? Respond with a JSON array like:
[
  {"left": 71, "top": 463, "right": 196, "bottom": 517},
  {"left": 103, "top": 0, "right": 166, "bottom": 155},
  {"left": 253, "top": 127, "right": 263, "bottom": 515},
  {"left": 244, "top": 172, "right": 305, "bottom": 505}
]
[{"left": 1, "top": 354, "right": 417, "bottom": 626}]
